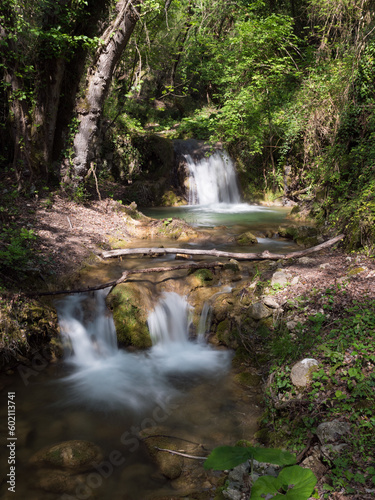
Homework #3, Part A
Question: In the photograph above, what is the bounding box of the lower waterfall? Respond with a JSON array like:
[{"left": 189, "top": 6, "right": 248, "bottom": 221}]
[{"left": 56, "top": 290, "right": 231, "bottom": 411}]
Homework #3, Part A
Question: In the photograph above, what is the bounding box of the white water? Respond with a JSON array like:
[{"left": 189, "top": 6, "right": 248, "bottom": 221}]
[
  {"left": 56, "top": 290, "right": 231, "bottom": 410},
  {"left": 186, "top": 150, "right": 241, "bottom": 205}
]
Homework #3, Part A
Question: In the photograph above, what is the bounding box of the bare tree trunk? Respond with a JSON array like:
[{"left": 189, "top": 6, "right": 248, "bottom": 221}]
[
  {"left": 70, "top": 0, "right": 141, "bottom": 181},
  {"left": 31, "top": 58, "right": 66, "bottom": 179}
]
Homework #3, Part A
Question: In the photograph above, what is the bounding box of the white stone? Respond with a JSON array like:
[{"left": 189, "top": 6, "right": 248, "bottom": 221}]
[{"left": 290, "top": 358, "right": 319, "bottom": 387}]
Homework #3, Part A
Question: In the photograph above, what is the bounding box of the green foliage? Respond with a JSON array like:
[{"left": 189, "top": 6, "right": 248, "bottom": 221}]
[
  {"left": 0, "top": 226, "right": 36, "bottom": 270},
  {"left": 204, "top": 445, "right": 316, "bottom": 500},
  {"left": 204, "top": 445, "right": 296, "bottom": 470},
  {"left": 250, "top": 465, "right": 317, "bottom": 500}
]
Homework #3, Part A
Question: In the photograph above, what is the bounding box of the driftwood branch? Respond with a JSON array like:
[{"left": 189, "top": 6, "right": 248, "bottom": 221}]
[
  {"left": 101, "top": 234, "right": 345, "bottom": 261},
  {"left": 154, "top": 447, "right": 207, "bottom": 460},
  {"left": 27, "top": 262, "right": 224, "bottom": 297}
]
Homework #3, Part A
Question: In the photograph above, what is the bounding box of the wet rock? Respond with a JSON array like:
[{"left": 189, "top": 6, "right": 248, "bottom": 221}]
[
  {"left": 106, "top": 282, "right": 152, "bottom": 348},
  {"left": 223, "top": 259, "right": 240, "bottom": 272},
  {"left": 235, "top": 231, "right": 258, "bottom": 246},
  {"left": 316, "top": 420, "right": 351, "bottom": 445},
  {"left": 248, "top": 302, "right": 273, "bottom": 320},
  {"left": 34, "top": 469, "right": 89, "bottom": 494},
  {"left": 29, "top": 440, "right": 103, "bottom": 472},
  {"left": 155, "top": 451, "right": 183, "bottom": 479},
  {"left": 290, "top": 358, "right": 319, "bottom": 387}
]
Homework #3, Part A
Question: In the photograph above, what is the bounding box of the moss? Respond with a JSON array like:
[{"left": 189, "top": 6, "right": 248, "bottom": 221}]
[
  {"left": 347, "top": 266, "right": 366, "bottom": 276},
  {"left": 106, "top": 283, "right": 152, "bottom": 348},
  {"left": 188, "top": 268, "right": 214, "bottom": 285}
]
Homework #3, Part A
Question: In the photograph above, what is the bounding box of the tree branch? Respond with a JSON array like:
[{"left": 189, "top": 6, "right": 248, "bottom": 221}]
[{"left": 101, "top": 234, "right": 345, "bottom": 261}]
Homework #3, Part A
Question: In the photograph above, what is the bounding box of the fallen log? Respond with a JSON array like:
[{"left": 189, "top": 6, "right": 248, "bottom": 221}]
[
  {"left": 101, "top": 234, "right": 345, "bottom": 261},
  {"left": 27, "top": 261, "right": 224, "bottom": 297}
]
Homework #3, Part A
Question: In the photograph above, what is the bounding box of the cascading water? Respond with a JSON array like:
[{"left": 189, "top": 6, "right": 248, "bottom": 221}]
[
  {"left": 56, "top": 290, "right": 231, "bottom": 410},
  {"left": 186, "top": 150, "right": 241, "bottom": 205}
]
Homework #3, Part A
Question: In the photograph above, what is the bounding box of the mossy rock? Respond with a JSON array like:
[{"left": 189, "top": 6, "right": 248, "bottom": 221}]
[
  {"left": 161, "top": 190, "right": 185, "bottom": 206},
  {"left": 215, "top": 319, "right": 238, "bottom": 347},
  {"left": 234, "top": 371, "right": 262, "bottom": 387},
  {"left": 347, "top": 266, "right": 366, "bottom": 276},
  {"left": 0, "top": 296, "right": 61, "bottom": 370},
  {"left": 187, "top": 268, "right": 217, "bottom": 288},
  {"left": 235, "top": 231, "right": 258, "bottom": 246},
  {"left": 106, "top": 283, "right": 152, "bottom": 348},
  {"left": 277, "top": 226, "right": 298, "bottom": 239}
]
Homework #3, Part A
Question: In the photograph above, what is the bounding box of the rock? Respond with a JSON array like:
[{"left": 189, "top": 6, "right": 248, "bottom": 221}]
[
  {"left": 224, "top": 259, "right": 240, "bottom": 272},
  {"left": 235, "top": 231, "right": 258, "bottom": 246},
  {"left": 316, "top": 420, "right": 351, "bottom": 445},
  {"left": 34, "top": 469, "right": 88, "bottom": 494},
  {"left": 290, "top": 358, "right": 319, "bottom": 387},
  {"left": 29, "top": 440, "right": 103, "bottom": 472},
  {"left": 301, "top": 455, "right": 326, "bottom": 480},
  {"left": 155, "top": 450, "right": 183, "bottom": 479},
  {"left": 223, "top": 488, "right": 243, "bottom": 500},
  {"left": 298, "top": 257, "right": 315, "bottom": 265},
  {"left": 321, "top": 443, "right": 348, "bottom": 461},
  {"left": 106, "top": 283, "right": 152, "bottom": 348},
  {"left": 248, "top": 302, "right": 273, "bottom": 320},
  {"left": 270, "top": 270, "right": 290, "bottom": 287},
  {"left": 319, "top": 263, "right": 331, "bottom": 269},
  {"left": 262, "top": 297, "right": 280, "bottom": 309}
]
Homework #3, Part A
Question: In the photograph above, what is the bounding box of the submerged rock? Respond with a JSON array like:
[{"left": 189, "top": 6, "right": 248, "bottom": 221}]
[{"left": 29, "top": 440, "right": 103, "bottom": 472}]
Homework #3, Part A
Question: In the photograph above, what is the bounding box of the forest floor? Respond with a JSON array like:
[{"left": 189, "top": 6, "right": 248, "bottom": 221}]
[{"left": 1, "top": 193, "right": 375, "bottom": 499}]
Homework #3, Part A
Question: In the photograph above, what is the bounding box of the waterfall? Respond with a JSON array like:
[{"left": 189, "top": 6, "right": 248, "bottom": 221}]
[
  {"left": 148, "top": 292, "right": 231, "bottom": 375},
  {"left": 56, "top": 290, "right": 231, "bottom": 410},
  {"left": 186, "top": 150, "right": 241, "bottom": 205}
]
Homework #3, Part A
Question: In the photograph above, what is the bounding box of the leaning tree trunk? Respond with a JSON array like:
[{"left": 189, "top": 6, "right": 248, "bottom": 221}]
[{"left": 70, "top": 0, "right": 141, "bottom": 181}]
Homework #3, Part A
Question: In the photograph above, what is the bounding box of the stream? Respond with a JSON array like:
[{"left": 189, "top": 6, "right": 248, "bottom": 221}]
[{"left": 0, "top": 148, "right": 298, "bottom": 500}]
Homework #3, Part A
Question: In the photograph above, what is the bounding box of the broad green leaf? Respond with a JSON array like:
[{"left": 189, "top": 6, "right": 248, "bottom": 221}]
[
  {"left": 250, "top": 465, "right": 317, "bottom": 500},
  {"left": 204, "top": 446, "right": 254, "bottom": 470},
  {"left": 204, "top": 446, "right": 296, "bottom": 470}
]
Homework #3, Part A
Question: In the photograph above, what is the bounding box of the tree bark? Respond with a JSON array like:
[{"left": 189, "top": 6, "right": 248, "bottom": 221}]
[
  {"left": 101, "top": 234, "right": 345, "bottom": 261},
  {"left": 71, "top": 0, "right": 141, "bottom": 180}
]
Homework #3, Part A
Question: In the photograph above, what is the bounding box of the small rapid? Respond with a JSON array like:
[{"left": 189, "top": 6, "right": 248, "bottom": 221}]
[{"left": 56, "top": 290, "right": 231, "bottom": 411}]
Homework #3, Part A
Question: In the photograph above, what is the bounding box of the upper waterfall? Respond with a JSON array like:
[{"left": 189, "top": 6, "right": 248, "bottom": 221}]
[{"left": 186, "top": 150, "right": 241, "bottom": 205}]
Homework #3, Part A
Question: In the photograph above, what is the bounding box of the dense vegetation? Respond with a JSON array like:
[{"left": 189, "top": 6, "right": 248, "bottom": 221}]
[{"left": 1, "top": 1, "right": 375, "bottom": 262}]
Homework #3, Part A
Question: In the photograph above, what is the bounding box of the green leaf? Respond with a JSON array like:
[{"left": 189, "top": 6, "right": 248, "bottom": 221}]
[
  {"left": 250, "top": 465, "right": 317, "bottom": 500},
  {"left": 204, "top": 446, "right": 296, "bottom": 471}
]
